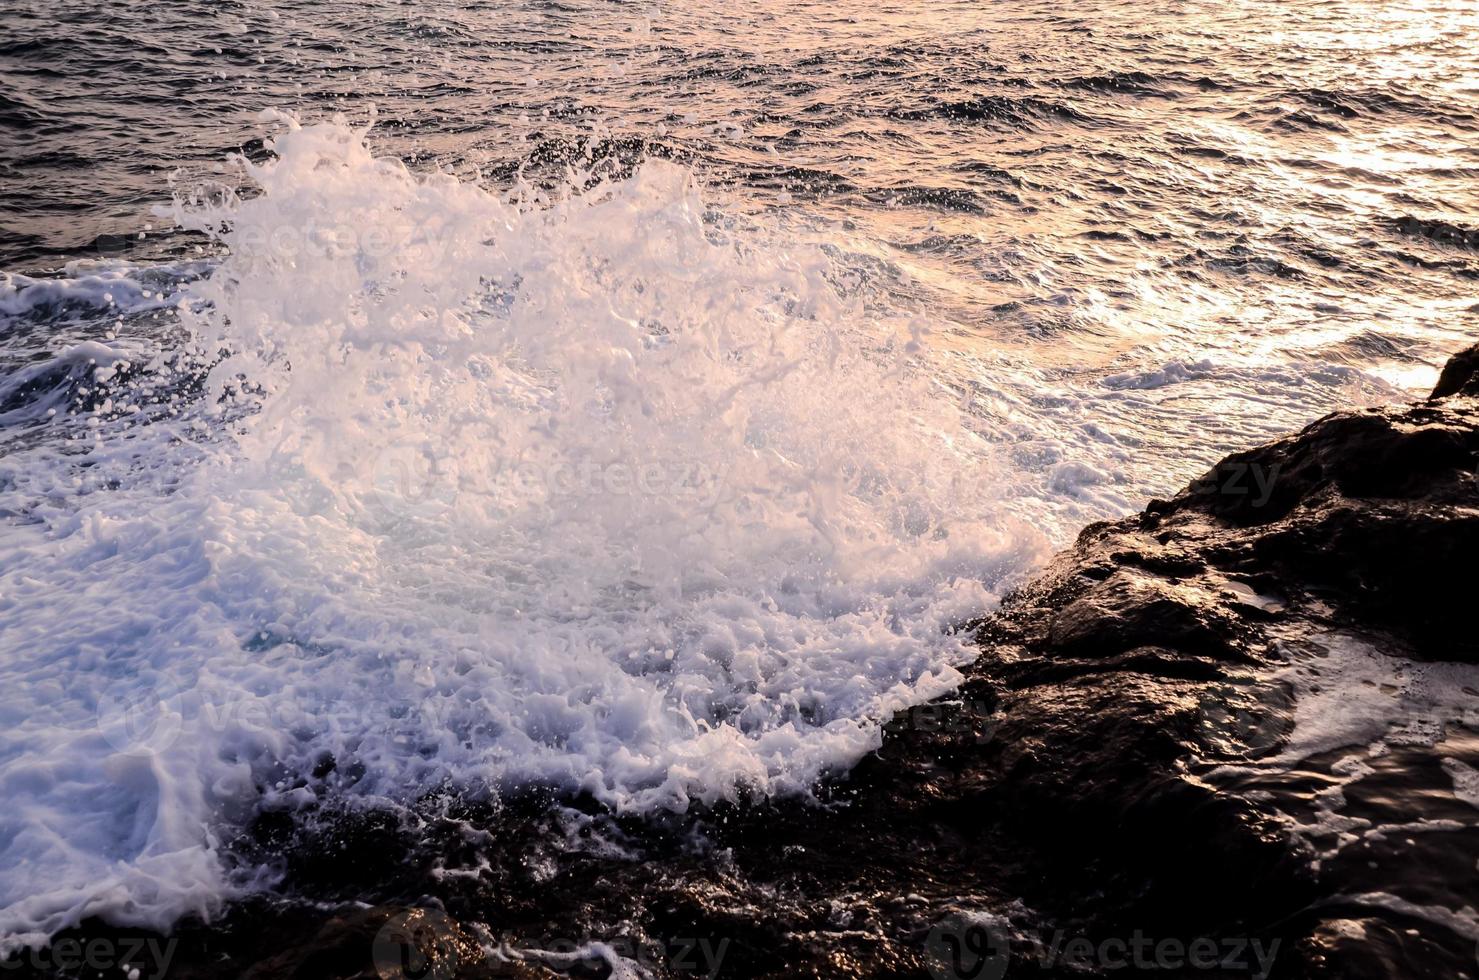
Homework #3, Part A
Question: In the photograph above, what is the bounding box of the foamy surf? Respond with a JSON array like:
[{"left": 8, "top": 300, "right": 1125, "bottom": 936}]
[{"left": 0, "top": 114, "right": 1049, "bottom": 948}]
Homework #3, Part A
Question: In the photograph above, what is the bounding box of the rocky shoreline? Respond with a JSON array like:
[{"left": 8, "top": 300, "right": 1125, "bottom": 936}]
[{"left": 8, "top": 345, "right": 1479, "bottom": 980}]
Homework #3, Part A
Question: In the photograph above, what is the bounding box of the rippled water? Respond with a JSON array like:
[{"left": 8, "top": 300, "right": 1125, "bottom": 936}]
[
  {"left": 7, "top": 0, "right": 1479, "bottom": 492},
  {"left": 1, "top": 0, "right": 1477, "bottom": 949}
]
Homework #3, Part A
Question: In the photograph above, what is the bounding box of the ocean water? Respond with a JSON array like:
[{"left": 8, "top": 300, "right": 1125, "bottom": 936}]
[{"left": 1, "top": 0, "right": 1477, "bottom": 950}]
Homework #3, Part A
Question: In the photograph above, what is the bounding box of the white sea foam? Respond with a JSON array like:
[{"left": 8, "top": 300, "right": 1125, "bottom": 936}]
[
  {"left": 1207, "top": 633, "right": 1479, "bottom": 869},
  {"left": 0, "top": 115, "right": 1049, "bottom": 947},
  {"left": 0, "top": 267, "right": 186, "bottom": 322},
  {"left": 1267, "top": 634, "right": 1479, "bottom": 765}
]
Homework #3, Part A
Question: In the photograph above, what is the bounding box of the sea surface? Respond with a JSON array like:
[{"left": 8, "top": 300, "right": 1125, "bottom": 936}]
[{"left": 1, "top": 0, "right": 1477, "bottom": 951}]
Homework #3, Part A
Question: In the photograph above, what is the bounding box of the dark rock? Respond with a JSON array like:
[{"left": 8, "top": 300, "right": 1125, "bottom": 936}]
[
  {"left": 1136, "top": 398, "right": 1479, "bottom": 659},
  {"left": 1430, "top": 341, "right": 1479, "bottom": 399},
  {"left": 1045, "top": 569, "right": 1249, "bottom": 661}
]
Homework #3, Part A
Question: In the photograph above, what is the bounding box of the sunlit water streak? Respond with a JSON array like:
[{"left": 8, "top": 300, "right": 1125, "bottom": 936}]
[{"left": 0, "top": 0, "right": 1476, "bottom": 948}]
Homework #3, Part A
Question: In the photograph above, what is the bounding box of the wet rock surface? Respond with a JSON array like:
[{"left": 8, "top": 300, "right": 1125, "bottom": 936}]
[
  {"left": 1431, "top": 341, "right": 1479, "bottom": 400},
  {"left": 8, "top": 349, "right": 1479, "bottom": 980}
]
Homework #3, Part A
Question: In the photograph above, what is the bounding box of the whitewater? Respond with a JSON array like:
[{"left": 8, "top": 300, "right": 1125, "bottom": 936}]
[{"left": 2, "top": 114, "right": 1054, "bottom": 946}]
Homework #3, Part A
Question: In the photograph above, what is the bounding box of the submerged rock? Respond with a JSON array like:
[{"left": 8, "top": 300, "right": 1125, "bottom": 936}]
[
  {"left": 1431, "top": 341, "right": 1479, "bottom": 400},
  {"left": 8, "top": 346, "right": 1479, "bottom": 979}
]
